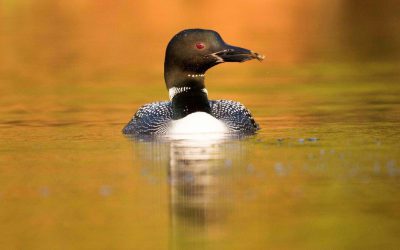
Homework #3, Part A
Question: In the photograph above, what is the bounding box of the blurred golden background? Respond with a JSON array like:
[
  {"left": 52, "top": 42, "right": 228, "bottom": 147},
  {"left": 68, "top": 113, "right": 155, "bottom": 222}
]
[{"left": 1, "top": 0, "right": 399, "bottom": 86}]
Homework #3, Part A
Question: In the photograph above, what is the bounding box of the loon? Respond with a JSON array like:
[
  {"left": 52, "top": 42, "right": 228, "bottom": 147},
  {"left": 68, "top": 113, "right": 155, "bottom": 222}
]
[{"left": 122, "top": 29, "right": 264, "bottom": 136}]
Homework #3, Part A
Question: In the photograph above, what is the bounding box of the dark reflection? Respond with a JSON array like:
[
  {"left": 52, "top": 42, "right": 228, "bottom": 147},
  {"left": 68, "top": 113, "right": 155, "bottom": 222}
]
[
  {"left": 168, "top": 139, "right": 246, "bottom": 249},
  {"left": 168, "top": 140, "right": 228, "bottom": 242},
  {"left": 129, "top": 136, "right": 247, "bottom": 249}
]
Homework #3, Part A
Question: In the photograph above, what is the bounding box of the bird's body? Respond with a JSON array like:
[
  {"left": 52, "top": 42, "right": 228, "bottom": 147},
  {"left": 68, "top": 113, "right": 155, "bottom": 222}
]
[
  {"left": 122, "top": 29, "right": 264, "bottom": 137},
  {"left": 122, "top": 99, "right": 259, "bottom": 135}
]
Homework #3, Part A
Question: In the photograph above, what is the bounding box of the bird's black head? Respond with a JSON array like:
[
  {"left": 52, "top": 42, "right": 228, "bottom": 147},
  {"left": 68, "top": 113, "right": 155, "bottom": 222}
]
[{"left": 164, "top": 29, "right": 264, "bottom": 90}]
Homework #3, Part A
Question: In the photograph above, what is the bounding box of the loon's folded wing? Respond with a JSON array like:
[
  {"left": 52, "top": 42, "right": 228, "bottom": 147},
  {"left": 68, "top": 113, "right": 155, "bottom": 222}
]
[
  {"left": 210, "top": 100, "right": 259, "bottom": 134},
  {"left": 122, "top": 101, "right": 173, "bottom": 135}
]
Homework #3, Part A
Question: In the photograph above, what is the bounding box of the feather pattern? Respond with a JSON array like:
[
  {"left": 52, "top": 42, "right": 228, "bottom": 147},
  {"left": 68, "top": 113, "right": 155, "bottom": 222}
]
[{"left": 122, "top": 100, "right": 259, "bottom": 135}]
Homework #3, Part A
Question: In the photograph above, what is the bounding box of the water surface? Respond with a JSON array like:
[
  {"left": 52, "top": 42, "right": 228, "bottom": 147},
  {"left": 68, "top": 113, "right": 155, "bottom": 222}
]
[{"left": 1, "top": 63, "right": 399, "bottom": 249}]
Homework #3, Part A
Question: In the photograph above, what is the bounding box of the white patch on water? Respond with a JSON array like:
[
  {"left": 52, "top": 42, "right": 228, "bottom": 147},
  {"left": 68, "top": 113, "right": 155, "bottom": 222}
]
[{"left": 166, "top": 112, "right": 229, "bottom": 140}]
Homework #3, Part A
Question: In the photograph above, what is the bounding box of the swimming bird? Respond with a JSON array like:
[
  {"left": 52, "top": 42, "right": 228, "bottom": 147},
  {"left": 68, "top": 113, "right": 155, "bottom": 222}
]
[{"left": 122, "top": 29, "right": 264, "bottom": 136}]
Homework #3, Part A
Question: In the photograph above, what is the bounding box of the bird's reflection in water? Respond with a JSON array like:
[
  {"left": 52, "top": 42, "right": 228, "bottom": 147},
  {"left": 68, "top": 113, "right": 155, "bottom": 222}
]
[
  {"left": 129, "top": 135, "right": 247, "bottom": 249},
  {"left": 168, "top": 138, "right": 244, "bottom": 249}
]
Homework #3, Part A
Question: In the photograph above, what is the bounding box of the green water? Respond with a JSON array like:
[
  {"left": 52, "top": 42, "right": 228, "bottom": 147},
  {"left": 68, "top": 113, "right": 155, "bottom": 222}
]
[{"left": 1, "top": 62, "right": 399, "bottom": 249}]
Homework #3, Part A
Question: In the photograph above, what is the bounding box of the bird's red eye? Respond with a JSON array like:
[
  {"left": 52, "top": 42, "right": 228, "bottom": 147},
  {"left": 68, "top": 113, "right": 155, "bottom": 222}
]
[{"left": 195, "top": 42, "right": 205, "bottom": 49}]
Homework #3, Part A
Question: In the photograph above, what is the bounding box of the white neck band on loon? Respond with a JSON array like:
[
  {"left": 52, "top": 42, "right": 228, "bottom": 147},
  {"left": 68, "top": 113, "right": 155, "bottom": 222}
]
[{"left": 168, "top": 87, "right": 208, "bottom": 100}]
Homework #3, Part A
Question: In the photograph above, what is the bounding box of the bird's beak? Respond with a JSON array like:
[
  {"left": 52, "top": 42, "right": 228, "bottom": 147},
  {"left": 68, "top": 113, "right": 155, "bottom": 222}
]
[{"left": 209, "top": 44, "right": 265, "bottom": 63}]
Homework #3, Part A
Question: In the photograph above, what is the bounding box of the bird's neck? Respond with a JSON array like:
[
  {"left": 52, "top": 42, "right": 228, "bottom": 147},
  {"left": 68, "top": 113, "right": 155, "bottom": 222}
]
[
  {"left": 170, "top": 87, "right": 210, "bottom": 119},
  {"left": 165, "top": 67, "right": 210, "bottom": 120}
]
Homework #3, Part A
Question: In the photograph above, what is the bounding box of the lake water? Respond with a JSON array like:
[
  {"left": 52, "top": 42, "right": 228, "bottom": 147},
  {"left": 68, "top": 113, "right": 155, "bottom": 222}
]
[
  {"left": 1, "top": 1, "right": 400, "bottom": 249},
  {"left": 1, "top": 62, "right": 399, "bottom": 249}
]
